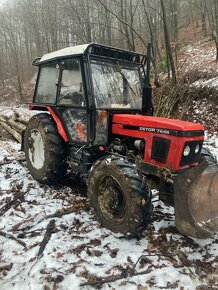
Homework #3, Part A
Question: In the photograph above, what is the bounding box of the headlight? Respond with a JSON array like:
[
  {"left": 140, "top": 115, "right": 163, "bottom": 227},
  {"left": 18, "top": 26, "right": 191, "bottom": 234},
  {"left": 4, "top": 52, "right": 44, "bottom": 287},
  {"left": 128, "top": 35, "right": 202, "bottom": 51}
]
[
  {"left": 183, "top": 145, "right": 191, "bottom": 156},
  {"left": 195, "top": 144, "right": 200, "bottom": 154}
]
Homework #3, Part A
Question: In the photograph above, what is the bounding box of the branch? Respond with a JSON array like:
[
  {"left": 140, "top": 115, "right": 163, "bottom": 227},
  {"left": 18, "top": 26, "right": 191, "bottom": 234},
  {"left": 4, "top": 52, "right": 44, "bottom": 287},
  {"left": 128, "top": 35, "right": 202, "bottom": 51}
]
[
  {"left": 130, "top": 254, "right": 155, "bottom": 275},
  {"left": 0, "top": 191, "right": 26, "bottom": 216},
  {"left": 14, "top": 204, "right": 90, "bottom": 232},
  {"left": 37, "top": 219, "right": 56, "bottom": 258},
  {"left": 45, "top": 204, "right": 90, "bottom": 220},
  {"left": 0, "top": 230, "right": 26, "bottom": 248},
  {"left": 80, "top": 268, "right": 151, "bottom": 287},
  {"left": 80, "top": 251, "right": 179, "bottom": 287},
  {"left": 96, "top": 0, "right": 147, "bottom": 50}
]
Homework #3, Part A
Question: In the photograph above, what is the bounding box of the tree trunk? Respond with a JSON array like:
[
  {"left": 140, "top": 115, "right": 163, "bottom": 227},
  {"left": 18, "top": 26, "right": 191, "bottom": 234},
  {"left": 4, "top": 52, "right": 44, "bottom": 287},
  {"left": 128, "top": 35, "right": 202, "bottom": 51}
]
[
  {"left": 160, "top": 0, "right": 177, "bottom": 84},
  {"left": 201, "top": 0, "right": 207, "bottom": 36},
  {"left": 142, "top": 0, "right": 160, "bottom": 87},
  {"left": 205, "top": 0, "right": 218, "bottom": 61}
]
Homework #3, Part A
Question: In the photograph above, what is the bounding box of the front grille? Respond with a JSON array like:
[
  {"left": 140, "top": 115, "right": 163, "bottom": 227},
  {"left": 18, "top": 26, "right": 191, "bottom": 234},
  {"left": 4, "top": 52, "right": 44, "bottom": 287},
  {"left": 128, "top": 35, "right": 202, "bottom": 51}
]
[
  {"left": 151, "top": 137, "right": 170, "bottom": 163},
  {"left": 180, "top": 140, "right": 203, "bottom": 167}
]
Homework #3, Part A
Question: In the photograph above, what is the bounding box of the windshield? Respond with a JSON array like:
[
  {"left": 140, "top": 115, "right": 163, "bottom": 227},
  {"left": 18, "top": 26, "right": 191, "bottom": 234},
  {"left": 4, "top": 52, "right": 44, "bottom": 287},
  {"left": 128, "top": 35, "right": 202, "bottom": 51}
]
[{"left": 90, "top": 59, "right": 142, "bottom": 109}]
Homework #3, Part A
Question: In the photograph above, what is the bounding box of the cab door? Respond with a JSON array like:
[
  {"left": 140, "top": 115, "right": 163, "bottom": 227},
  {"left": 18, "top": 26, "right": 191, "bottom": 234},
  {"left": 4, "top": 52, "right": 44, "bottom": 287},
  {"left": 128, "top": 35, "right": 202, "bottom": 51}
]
[{"left": 57, "top": 58, "right": 88, "bottom": 144}]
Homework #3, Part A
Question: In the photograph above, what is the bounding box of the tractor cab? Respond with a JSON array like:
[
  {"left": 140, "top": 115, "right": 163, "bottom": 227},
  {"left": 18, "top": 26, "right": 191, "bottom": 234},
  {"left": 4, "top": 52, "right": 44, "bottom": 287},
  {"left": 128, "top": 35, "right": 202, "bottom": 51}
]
[{"left": 32, "top": 43, "right": 152, "bottom": 146}]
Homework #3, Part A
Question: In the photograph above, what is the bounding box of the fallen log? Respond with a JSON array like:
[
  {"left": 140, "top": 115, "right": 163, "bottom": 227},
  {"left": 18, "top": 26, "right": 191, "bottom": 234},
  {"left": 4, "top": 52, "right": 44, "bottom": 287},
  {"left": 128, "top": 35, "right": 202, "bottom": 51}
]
[
  {"left": 0, "top": 106, "right": 43, "bottom": 142},
  {"left": 7, "top": 118, "right": 26, "bottom": 133},
  {"left": 0, "top": 106, "right": 36, "bottom": 120},
  {"left": 15, "top": 116, "right": 29, "bottom": 125},
  {"left": 0, "top": 115, "right": 26, "bottom": 132},
  {"left": 0, "top": 122, "right": 22, "bottom": 142}
]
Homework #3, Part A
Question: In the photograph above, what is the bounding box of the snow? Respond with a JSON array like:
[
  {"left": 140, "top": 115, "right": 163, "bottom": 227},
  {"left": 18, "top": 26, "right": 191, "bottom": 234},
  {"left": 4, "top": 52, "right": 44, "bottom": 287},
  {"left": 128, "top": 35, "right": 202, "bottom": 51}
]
[
  {"left": 0, "top": 139, "right": 218, "bottom": 290},
  {"left": 179, "top": 40, "right": 218, "bottom": 74},
  {"left": 192, "top": 76, "right": 218, "bottom": 89},
  {"left": 205, "top": 133, "right": 218, "bottom": 159}
]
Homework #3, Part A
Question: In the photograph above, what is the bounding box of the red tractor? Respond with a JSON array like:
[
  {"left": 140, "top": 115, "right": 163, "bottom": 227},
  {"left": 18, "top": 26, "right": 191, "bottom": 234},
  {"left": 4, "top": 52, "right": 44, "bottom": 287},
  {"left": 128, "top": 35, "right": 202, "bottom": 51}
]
[{"left": 24, "top": 43, "right": 218, "bottom": 238}]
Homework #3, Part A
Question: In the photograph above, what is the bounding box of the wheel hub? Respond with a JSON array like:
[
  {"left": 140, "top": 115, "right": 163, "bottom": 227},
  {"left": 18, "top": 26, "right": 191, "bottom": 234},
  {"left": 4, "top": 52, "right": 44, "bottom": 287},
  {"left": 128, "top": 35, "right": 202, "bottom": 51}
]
[
  {"left": 98, "top": 176, "right": 125, "bottom": 220},
  {"left": 28, "top": 129, "right": 45, "bottom": 170},
  {"left": 103, "top": 187, "right": 119, "bottom": 210}
]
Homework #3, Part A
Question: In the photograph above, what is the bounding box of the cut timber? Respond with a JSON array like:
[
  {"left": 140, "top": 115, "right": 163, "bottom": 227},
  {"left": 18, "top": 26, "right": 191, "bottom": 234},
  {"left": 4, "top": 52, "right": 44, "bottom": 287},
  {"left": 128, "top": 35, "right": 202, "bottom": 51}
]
[
  {"left": 0, "top": 106, "right": 38, "bottom": 120},
  {"left": 0, "top": 116, "right": 26, "bottom": 132},
  {"left": 0, "top": 122, "right": 22, "bottom": 142},
  {"left": 15, "top": 117, "right": 29, "bottom": 125},
  {"left": 13, "top": 108, "right": 38, "bottom": 124},
  {"left": 7, "top": 118, "right": 26, "bottom": 132},
  {"left": 0, "top": 106, "right": 42, "bottom": 143}
]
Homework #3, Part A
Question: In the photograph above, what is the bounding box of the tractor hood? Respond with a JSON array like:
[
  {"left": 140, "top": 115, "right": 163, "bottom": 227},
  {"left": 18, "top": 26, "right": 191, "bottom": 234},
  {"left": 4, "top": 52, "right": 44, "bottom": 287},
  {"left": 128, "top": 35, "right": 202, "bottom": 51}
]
[
  {"left": 112, "top": 114, "right": 204, "bottom": 137},
  {"left": 112, "top": 114, "right": 218, "bottom": 239}
]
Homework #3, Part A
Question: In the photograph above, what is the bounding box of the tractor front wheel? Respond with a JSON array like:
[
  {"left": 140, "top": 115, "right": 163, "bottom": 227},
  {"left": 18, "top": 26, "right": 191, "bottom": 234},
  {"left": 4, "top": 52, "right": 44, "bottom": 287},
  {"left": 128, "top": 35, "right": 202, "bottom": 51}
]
[
  {"left": 24, "top": 113, "right": 68, "bottom": 184},
  {"left": 88, "top": 156, "right": 152, "bottom": 236}
]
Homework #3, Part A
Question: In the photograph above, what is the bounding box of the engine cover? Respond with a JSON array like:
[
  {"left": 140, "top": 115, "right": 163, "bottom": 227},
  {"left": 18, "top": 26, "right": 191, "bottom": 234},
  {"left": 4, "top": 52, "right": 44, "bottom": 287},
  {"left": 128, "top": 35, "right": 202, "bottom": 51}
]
[{"left": 112, "top": 114, "right": 204, "bottom": 171}]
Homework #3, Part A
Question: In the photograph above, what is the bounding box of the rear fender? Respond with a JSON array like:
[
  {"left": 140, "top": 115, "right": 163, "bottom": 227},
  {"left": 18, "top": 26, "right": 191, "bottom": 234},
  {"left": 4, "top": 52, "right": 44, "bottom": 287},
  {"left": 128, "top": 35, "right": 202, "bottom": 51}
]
[{"left": 28, "top": 105, "right": 69, "bottom": 142}]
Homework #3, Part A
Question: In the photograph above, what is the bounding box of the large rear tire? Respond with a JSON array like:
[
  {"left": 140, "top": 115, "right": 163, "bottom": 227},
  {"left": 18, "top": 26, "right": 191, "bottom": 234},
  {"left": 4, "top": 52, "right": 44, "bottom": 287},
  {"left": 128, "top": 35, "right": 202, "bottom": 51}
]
[
  {"left": 88, "top": 156, "right": 152, "bottom": 236},
  {"left": 24, "top": 113, "right": 68, "bottom": 184}
]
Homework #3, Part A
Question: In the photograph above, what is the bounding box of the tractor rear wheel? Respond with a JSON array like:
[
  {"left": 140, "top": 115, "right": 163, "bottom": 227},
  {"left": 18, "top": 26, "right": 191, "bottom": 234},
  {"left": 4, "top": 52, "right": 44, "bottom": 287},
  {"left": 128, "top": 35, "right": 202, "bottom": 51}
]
[
  {"left": 24, "top": 113, "right": 68, "bottom": 184},
  {"left": 88, "top": 156, "right": 152, "bottom": 236}
]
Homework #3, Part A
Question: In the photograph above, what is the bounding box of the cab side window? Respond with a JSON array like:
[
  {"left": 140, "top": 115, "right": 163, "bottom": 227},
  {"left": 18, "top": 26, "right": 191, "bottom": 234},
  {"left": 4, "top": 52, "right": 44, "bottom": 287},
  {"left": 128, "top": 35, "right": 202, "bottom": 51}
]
[
  {"left": 59, "top": 59, "right": 85, "bottom": 107},
  {"left": 35, "top": 63, "right": 59, "bottom": 104}
]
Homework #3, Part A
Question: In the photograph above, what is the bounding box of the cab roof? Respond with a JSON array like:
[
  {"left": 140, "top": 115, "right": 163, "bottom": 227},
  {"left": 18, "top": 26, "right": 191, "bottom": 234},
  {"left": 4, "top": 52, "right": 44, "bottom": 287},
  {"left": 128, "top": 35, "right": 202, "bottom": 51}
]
[{"left": 33, "top": 43, "right": 146, "bottom": 66}]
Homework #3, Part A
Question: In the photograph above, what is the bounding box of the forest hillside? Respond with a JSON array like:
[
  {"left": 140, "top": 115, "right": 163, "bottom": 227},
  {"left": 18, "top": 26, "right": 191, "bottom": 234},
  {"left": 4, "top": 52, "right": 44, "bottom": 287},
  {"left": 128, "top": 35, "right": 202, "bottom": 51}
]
[
  {"left": 0, "top": 1, "right": 218, "bottom": 290},
  {"left": 0, "top": 0, "right": 218, "bottom": 110}
]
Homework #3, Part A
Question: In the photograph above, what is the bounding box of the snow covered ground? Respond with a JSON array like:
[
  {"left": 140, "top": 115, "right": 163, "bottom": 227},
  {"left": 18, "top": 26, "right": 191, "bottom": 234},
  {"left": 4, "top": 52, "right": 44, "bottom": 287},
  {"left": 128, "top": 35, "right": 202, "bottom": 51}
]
[
  {"left": 192, "top": 76, "right": 218, "bottom": 89},
  {"left": 179, "top": 40, "right": 218, "bottom": 76},
  {"left": 0, "top": 138, "right": 217, "bottom": 290}
]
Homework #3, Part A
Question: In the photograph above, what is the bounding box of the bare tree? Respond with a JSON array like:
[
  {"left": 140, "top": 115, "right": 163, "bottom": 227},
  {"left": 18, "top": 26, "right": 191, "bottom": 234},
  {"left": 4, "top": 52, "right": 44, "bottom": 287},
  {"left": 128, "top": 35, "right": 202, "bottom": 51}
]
[
  {"left": 0, "top": 0, "right": 215, "bottom": 104},
  {"left": 205, "top": 0, "right": 218, "bottom": 61},
  {"left": 96, "top": 0, "right": 147, "bottom": 52},
  {"left": 160, "top": 0, "right": 177, "bottom": 84}
]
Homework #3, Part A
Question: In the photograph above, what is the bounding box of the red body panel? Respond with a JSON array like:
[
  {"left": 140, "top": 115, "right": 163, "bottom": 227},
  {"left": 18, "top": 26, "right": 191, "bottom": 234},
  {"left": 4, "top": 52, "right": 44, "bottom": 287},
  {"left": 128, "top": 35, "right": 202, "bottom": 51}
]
[
  {"left": 29, "top": 105, "right": 69, "bottom": 142},
  {"left": 113, "top": 114, "right": 204, "bottom": 131},
  {"left": 112, "top": 114, "right": 204, "bottom": 171}
]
